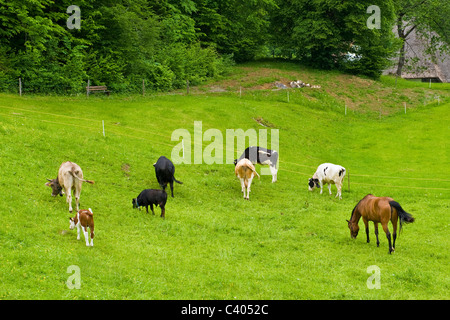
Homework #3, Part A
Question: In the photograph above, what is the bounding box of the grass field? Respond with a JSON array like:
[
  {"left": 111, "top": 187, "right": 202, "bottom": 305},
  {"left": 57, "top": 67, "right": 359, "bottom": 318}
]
[{"left": 0, "top": 62, "right": 449, "bottom": 300}]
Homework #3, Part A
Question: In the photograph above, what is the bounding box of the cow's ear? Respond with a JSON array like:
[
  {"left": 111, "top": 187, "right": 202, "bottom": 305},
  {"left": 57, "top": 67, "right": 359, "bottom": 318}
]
[{"left": 45, "top": 182, "right": 51, "bottom": 187}]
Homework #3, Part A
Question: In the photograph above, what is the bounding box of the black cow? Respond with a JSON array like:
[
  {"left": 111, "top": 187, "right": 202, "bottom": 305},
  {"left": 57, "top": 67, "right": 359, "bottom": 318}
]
[
  {"left": 234, "top": 146, "right": 278, "bottom": 183},
  {"left": 153, "top": 156, "right": 183, "bottom": 197},
  {"left": 132, "top": 189, "right": 167, "bottom": 218}
]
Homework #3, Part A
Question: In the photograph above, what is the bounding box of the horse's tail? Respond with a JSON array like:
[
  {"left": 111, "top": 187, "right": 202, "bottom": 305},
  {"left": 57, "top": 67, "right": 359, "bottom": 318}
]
[{"left": 389, "top": 201, "right": 415, "bottom": 232}]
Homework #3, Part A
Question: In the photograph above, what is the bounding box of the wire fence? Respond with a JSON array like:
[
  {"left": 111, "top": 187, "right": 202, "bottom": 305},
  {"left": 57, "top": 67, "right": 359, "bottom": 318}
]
[{"left": 1, "top": 104, "right": 449, "bottom": 192}]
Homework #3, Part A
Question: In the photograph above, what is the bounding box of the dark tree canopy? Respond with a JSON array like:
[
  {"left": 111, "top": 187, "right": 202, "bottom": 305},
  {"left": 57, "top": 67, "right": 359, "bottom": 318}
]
[{"left": 0, "top": 0, "right": 448, "bottom": 93}]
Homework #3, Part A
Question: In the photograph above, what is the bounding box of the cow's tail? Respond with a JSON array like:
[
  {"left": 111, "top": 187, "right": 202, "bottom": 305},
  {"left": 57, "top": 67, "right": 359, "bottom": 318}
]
[
  {"left": 173, "top": 176, "right": 183, "bottom": 184},
  {"left": 252, "top": 167, "right": 260, "bottom": 179},
  {"left": 70, "top": 169, "right": 95, "bottom": 184},
  {"left": 389, "top": 201, "right": 414, "bottom": 232},
  {"left": 87, "top": 208, "right": 94, "bottom": 216}
]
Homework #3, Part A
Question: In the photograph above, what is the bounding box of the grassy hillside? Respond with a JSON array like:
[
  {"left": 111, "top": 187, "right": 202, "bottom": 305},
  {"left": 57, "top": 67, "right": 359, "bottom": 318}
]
[{"left": 0, "top": 62, "right": 449, "bottom": 299}]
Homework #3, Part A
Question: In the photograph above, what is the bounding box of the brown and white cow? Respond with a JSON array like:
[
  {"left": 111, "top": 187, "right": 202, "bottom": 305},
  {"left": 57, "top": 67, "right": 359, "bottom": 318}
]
[
  {"left": 46, "top": 161, "right": 94, "bottom": 212},
  {"left": 70, "top": 208, "right": 95, "bottom": 247},
  {"left": 235, "top": 158, "right": 260, "bottom": 200}
]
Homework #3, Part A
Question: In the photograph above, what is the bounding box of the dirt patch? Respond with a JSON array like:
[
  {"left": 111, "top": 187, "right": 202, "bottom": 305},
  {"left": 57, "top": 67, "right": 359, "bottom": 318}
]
[
  {"left": 121, "top": 163, "right": 131, "bottom": 177},
  {"left": 253, "top": 116, "right": 276, "bottom": 128},
  {"left": 187, "top": 63, "right": 448, "bottom": 114}
]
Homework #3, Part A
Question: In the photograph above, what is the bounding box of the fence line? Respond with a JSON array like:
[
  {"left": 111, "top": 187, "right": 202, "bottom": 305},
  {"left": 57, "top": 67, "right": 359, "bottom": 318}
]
[{"left": 0, "top": 111, "right": 175, "bottom": 149}]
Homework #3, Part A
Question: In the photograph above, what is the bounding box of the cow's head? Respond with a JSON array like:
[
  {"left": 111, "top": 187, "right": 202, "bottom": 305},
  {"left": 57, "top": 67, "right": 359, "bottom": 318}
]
[
  {"left": 308, "top": 178, "right": 320, "bottom": 191},
  {"left": 233, "top": 159, "right": 238, "bottom": 166},
  {"left": 132, "top": 198, "right": 138, "bottom": 209},
  {"left": 46, "top": 179, "right": 63, "bottom": 197},
  {"left": 69, "top": 217, "right": 76, "bottom": 230}
]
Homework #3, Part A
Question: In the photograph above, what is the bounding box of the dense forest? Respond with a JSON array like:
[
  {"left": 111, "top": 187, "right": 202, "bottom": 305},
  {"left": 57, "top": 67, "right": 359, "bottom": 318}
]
[{"left": 0, "top": 0, "right": 448, "bottom": 93}]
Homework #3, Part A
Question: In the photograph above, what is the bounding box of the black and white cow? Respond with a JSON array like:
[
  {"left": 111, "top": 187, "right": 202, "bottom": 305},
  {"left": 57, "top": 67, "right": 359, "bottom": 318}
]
[
  {"left": 308, "top": 163, "right": 346, "bottom": 199},
  {"left": 234, "top": 146, "right": 278, "bottom": 183}
]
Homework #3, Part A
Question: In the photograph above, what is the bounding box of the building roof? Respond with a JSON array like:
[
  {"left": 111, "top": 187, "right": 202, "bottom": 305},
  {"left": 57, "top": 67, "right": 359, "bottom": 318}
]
[{"left": 384, "top": 27, "right": 450, "bottom": 83}]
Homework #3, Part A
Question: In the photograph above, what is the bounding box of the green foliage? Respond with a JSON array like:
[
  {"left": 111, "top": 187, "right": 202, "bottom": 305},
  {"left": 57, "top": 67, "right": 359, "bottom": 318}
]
[
  {"left": 0, "top": 0, "right": 231, "bottom": 94},
  {"left": 270, "top": 0, "right": 400, "bottom": 78},
  {"left": 1, "top": 0, "right": 447, "bottom": 93}
]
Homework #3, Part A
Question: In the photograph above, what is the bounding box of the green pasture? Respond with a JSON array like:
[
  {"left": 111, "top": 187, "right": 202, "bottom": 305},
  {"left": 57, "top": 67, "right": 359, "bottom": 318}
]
[{"left": 0, "top": 63, "right": 449, "bottom": 300}]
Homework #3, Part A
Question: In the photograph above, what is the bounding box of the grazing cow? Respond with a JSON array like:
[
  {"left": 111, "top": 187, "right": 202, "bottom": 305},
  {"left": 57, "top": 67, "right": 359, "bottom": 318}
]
[
  {"left": 235, "top": 158, "right": 260, "bottom": 200},
  {"left": 132, "top": 189, "right": 167, "bottom": 219},
  {"left": 153, "top": 156, "right": 182, "bottom": 197},
  {"left": 234, "top": 146, "right": 278, "bottom": 183},
  {"left": 308, "top": 163, "right": 346, "bottom": 199},
  {"left": 46, "top": 161, "right": 94, "bottom": 212},
  {"left": 69, "top": 208, "right": 95, "bottom": 247}
]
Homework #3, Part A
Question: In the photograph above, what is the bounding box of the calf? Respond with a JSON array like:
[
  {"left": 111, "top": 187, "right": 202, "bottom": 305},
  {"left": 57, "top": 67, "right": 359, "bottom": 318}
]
[
  {"left": 308, "top": 163, "right": 346, "bottom": 199},
  {"left": 69, "top": 208, "right": 95, "bottom": 247},
  {"left": 46, "top": 161, "right": 94, "bottom": 212},
  {"left": 153, "top": 156, "right": 183, "bottom": 197},
  {"left": 234, "top": 146, "right": 278, "bottom": 183},
  {"left": 132, "top": 189, "right": 167, "bottom": 219},
  {"left": 235, "top": 158, "right": 260, "bottom": 200}
]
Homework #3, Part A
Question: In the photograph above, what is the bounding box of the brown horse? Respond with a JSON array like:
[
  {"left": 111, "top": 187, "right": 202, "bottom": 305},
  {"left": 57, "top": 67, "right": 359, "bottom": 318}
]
[{"left": 347, "top": 194, "right": 415, "bottom": 254}]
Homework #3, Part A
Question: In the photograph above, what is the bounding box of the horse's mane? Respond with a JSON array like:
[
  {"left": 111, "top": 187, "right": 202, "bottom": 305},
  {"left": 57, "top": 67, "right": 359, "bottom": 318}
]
[{"left": 350, "top": 194, "right": 373, "bottom": 220}]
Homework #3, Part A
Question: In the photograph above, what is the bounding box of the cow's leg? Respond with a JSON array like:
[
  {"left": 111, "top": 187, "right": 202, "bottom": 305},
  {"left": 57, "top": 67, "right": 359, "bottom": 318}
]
[
  {"left": 76, "top": 224, "right": 81, "bottom": 240},
  {"left": 247, "top": 176, "right": 254, "bottom": 200},
  {"left": 170, "top": 181, "right": 174, "bottom": 197},
  {"left": 239, "top": 178, "right": 245, "bottom": 197},
  {"left": 90, "top": 228, "right": 94, "bottom": 247},
  {"left": 66, "top": 187, "right": 73, "bottom": 213},
  {"left": 81, "top": 226, "right": 89, "bottom": 246},
  {"left": 319, "top": 181, "right": 323, "bottom": 194},
  {"left": 160, "top": 205, "right": 165, "bottom": 219},
  {"left": 336, "top": 182, "right": 342, "bottom": 199},
  {"left": 374, "top": 222, "right": 380, "bottom": 247},
  {"left": 150, "top": 203, "right": 155, "bottom": 215},
  {"left": 270, "top": 165, "right": 277, "bottom": 183},
  {"left": 74, "top": 187, "right": 81, "bottom": 212},
  {"left": 327, "top": 183, "right": 332, "bottom": 195}
]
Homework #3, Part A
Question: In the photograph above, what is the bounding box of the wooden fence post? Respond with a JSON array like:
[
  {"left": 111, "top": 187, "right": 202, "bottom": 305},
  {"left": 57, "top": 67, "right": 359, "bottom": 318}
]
[
  {"left": 142, "top": 79, "right": 145, "bottom": 96},
  {"left": 19, "top": 78, "right": 22, "bottom": 96},
  {"left": 87, "top": 79, "right": 90, "bottom": 97},
  {"left": 186, "top": 79, "right": 190, "bottom": 95}
]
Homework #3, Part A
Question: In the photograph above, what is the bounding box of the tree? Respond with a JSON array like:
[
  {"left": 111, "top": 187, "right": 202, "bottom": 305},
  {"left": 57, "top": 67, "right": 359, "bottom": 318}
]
[
  {"left": 270, "top": 0, "right": 400, "bottom": 78},
  {"left": 393, "top": 0, "right": 450, "bottom": 76},
  {"left": 192, "top": 0, "right": 276, "bottom": 62}
]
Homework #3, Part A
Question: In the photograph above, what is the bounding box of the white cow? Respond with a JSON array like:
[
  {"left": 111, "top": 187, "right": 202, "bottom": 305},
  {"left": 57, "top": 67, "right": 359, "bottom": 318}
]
[{"left": 308, "top": 163, "right": 346, "bottom": 199}]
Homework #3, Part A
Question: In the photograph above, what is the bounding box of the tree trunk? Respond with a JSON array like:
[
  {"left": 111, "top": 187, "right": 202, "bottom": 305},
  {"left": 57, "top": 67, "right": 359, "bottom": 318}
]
[
  {"left": 396, "top": 41, "right": 406, "bottom": 76},
  {"left": 396, "top": 19, "right": 406, "bottom": 77}
]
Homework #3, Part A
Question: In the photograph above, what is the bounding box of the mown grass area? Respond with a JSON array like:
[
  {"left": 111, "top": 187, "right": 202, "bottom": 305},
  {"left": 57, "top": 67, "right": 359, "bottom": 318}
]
[{"left": 0, "top": 62, "right": 449, "bottom": 300}]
